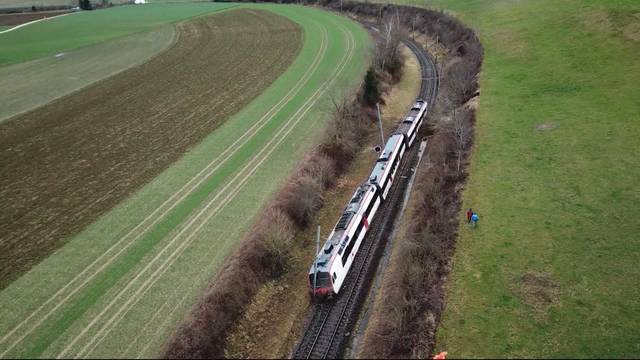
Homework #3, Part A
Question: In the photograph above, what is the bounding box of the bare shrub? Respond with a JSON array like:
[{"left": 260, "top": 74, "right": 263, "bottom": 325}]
[
  {"left": 320, "top": 98, "right": 372, "bottom": 170},
  {"left": 375, "top": 13, "right": 406, "bottom": 81},
  {"left": 445, "top": 57, "right": 479, "bottom": 104},
  {"left": 298, "top": 152, "right": 338, "bottom": 190},
  {"left": 261, "top": 208, "right": 296, "bottom": 277},
  {"left": 165, "top": 245, "right": 266, "bottom": 358},
  {"left": 276, "top": 175, "right": 323, "bottom": 228},
  {"left": 437, "top": 107, "right": 474, "bottom": 176}
]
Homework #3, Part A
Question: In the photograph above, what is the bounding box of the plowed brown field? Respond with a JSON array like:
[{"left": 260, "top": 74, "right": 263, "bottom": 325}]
[
  {"left": 0, "top": 8, "right": 302, "bottom": 289},
  {"left": 0, "top": 11, "right": 70, "bottom": 27}
]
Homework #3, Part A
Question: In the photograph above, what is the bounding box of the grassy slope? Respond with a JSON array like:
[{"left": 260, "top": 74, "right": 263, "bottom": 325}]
[
  {"left": 0, "top": 25, "right": 175, "bottom": 122},
  {"left": 0, "top": 0, "right": 194, "bottom": 7},
  {"left": 392, "top": 0, "right": 640, "bottom": 357},
  {"left": 0, "top": 0, "right": 131, "bottom": 9},
  {"left": 0, "top": 3, "right": 235, "bottom": 66},
  {"left": 0, "top": 5, "right": 370, "bottom": 358}
]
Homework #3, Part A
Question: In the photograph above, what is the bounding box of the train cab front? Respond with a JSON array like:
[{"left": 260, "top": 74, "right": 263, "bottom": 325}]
[{"left": 308, "top": 271, "right": 334, "bottom": 300}]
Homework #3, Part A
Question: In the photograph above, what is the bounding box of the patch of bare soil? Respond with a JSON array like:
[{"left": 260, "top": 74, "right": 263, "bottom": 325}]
[
  {"left": 0, "top": 9, "right": 302, "bottom": 289},
  {"left": 0, "top": 11, "right": 69, "bottom": 26},
  {"left": 622, "top": 21, "right": 640, "bottom": 42},
  {"left": 536, "top": 122, "right": 558, "bottom": 132},
  {"left": 515, "top": 271, "right": 559, "bottom": 310},
  {"left": 582, "top": 9, "right": 640, "bottom": 44}
]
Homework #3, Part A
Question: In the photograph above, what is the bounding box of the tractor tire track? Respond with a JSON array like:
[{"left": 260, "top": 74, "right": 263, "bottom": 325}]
[
  {"left": 0, "top": 16, "right": 327, "bottom": 359},
  {"left": 66, "top": 21, "right": 357, "bottom": 359},
  {"left": 0, "top": 8, "right": 300, "bottom": 288}
]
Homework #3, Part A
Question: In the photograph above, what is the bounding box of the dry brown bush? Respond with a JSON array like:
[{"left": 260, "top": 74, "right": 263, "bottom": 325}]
[
  {"left": 298, "top": 152, "right": 338, "bottom": 190},
  {"left": 276, "top": 175, "right": 324, "bottom": 228},
  {"left": 261, "top": 208, "right": 296, "bottom": 277},
  {"left": 319, "top": 98, "right": 372, "bottom": 169},
  {"left": 375, "top": 13, "right": 407, "bottom": 81}
]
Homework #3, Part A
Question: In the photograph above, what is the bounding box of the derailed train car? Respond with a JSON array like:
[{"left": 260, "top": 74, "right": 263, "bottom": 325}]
[{"left": 309, "top": 99, "right": 428, "bottom": 297}]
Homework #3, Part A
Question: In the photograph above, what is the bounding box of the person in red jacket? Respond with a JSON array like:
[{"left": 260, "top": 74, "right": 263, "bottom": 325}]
[{"left": 466, "top": 208, "right": 473, "bottom": 223}]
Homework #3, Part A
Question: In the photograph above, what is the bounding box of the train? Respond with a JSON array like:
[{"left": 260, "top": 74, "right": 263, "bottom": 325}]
[{"left": 308, "top": 98, "right": 428, "bottom": 297}]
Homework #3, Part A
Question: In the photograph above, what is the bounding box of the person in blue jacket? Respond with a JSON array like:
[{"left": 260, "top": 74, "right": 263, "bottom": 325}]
[{"left": 471, "top": 212, "right": 479, "bottom": 228}]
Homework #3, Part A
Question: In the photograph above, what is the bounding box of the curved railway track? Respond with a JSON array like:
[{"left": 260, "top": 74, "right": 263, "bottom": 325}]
[{"left": 292, "top": 32, "right": 439, "bottom": 359}]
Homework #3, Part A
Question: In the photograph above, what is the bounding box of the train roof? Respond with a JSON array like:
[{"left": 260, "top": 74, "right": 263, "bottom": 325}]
[
  {"left": 369, "top": 134, "right": 403, "bottom": 184},
  {"left": 408, "top": 101, "right": 426, "bottom": 116},
  {"left": 311, "top": 183, "right": 374, "bottom": 273},
  {"left": 313, "top": 230, "right": 343, "bottom": 273},
  {"left": 396, "top": 120, "right": 414, "bottom": 136},
  {"left": 379, "top": 134, "right": 403, "bottom": 161}
]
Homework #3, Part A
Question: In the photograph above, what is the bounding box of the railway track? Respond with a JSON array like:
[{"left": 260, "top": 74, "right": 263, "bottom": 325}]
[{"left": 292, "top": 33, "right": 439, "bottom": 359}]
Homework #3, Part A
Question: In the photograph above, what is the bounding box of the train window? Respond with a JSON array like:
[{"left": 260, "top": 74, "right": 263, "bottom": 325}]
[
  {"left": 324, "top": 244, "right": 334, "bottom": 254},
  {"left": 342, "top": 222, "right": 364, "bottom": 266},
  {"left": 336, "top": 212, "right": 353, "bottom": 230},
  {"left": 309, "top": 272, "right": 331, "bottom": 288}
]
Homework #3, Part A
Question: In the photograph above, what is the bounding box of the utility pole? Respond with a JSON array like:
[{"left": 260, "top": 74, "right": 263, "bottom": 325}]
[
  {"left": 412, "top": 14, "right": 416, "bottom": 40},
  {"left": 376, "top": 103, "right": 385, "bottom": 147},
  {"left": 313, "top": 225, "right": 320, "bottom": 295},
  {"left": 381, "top": 23, "right": 392, "bottom": 71}
]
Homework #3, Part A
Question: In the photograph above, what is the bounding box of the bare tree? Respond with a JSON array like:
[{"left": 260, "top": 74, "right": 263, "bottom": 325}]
[
  {"left": 376, "top": 14, "right": 405, "bottom": 80},
  {"left": 448, "top": 58, "right": 478, "bottom": 103},
  {"left": 436, "top": 103, "right": 472, "bottom": 176}
]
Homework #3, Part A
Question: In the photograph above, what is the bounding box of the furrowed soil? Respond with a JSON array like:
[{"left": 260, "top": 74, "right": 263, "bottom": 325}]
[
  {"left": 0, "top": 0, "right": 130, "bottom": 9},
  {"left": 0, "top": 25, "right": 176, "bottom": 123},
  {"left": 0, "top": 11, "right": 69, "bottom": 26},
  {"left": 0, "top": 8, "right": 302, "bottom": 290}
]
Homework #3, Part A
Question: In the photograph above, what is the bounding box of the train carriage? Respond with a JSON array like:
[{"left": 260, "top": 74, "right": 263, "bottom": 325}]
[
  {"left": 308, "top": 183, "right": 381, "bottom": 296},
  {"left": 308, "top": 97, "right": 428, "bottom": 298},
  {"left": 396, "top": 99, "right": 427, "bottom": 147},
  {"left": 369, "top": 133, "right": 406, "bottom": 200}
]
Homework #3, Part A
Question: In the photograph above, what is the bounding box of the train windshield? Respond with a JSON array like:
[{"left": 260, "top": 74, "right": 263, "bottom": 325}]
[{"left": 309, "top": 272, "right": 331, "bottom": 288}]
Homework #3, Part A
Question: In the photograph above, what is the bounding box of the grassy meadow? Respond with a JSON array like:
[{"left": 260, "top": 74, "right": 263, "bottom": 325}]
[
  {"left": 384, "top": 0, "right": 640, "bottom": 357},
  {"left": 0, "top": 0, "right": 131, "bottom": 9},
  {"left": 0, "top": 2, "right": 236, "bottom": 66},
  {"left": 0, "top": 25, "right": 176, "bottom": 122}
]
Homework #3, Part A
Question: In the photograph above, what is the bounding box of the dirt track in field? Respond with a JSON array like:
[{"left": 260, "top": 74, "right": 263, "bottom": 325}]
[
  {"left": 0, "top": 8, "right": 302, "bottom": 289},
  {"left": 0, "top": 11, "right": 69, "bottom": 26}
]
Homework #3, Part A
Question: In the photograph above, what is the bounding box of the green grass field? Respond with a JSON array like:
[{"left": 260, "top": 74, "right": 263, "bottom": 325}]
[
  {"left": 0, "top": 3, "right": 236, "bottom": 66},
  {"left": 0, "top": 25, "right": 175, "bottom": 122},
  {"left": 0, "top": 4, "right": 371, "bottom": 358},
  {"left": 384, "top": 0, "right": 640, "bottom": 357},
  {"left": 0, "top": 0, "right": 130, "bottom": 9},
  {"left": 0, "top": 0, "right": 195, "bottom": 7}
]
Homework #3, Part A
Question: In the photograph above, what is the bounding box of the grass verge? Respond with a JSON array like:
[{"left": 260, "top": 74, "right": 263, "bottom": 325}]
[
  {"left": 381, "top": 0, "right": 639, "bottom": 357},
  {"left": 0, "top": 0, "right": 130, "bottom": 9},
  {"left": 0, "top": 2, "right": 235, "bottom": 66},
  {"left": 0, "top": 25, "right": 175, "bottom": 122}
]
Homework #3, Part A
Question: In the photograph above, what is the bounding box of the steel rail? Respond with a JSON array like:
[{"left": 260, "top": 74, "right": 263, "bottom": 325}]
[{"left": 292, "top": 27, "right": 439, "bottom": 360}]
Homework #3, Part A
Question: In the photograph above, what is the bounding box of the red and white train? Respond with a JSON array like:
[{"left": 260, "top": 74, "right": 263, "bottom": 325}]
[{"left": 308, "top": 98, "right": 428, "bottom": 297}]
